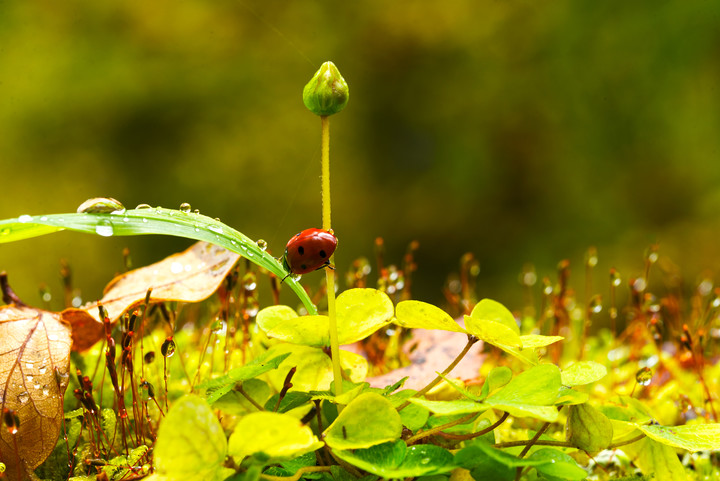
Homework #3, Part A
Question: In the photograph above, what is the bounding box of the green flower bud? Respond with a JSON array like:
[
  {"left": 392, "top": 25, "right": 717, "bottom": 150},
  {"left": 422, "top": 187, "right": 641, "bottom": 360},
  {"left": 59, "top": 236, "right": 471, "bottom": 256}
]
[{"left": 303, "top": 61, "right": 349, "bottom": 116}]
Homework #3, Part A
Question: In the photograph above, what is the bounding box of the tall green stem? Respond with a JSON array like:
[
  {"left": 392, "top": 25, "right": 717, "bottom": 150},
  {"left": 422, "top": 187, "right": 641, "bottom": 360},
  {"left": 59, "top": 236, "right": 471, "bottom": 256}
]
[{"left": 321, "top": 115, "right": 343, "bottom": 398}]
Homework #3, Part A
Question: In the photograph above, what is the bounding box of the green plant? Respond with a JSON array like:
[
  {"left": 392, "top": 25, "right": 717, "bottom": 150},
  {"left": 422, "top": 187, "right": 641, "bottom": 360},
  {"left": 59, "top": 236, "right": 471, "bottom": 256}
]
[{"left": 0, "top": 63, "right": 719, "bottom": 481}]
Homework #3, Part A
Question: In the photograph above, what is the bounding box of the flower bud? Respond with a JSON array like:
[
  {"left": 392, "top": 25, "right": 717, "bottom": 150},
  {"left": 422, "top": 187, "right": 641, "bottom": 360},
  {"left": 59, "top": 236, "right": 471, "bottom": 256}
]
[{"left": 303, "top": 61, "right": 349, "bottom": 116}]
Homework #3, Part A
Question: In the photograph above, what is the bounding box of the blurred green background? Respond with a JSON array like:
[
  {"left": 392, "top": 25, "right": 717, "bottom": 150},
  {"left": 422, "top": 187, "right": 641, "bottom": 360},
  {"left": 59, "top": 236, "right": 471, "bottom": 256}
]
[{"left": 2, "top": 0, "right": 720, "bottom": 314}]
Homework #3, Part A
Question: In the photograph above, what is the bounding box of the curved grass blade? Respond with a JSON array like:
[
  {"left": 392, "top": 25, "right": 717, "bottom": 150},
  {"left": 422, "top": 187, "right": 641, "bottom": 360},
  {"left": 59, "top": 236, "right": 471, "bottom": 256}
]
[{"left": 0, "top": 208, "right": 317, "bottom": 314}]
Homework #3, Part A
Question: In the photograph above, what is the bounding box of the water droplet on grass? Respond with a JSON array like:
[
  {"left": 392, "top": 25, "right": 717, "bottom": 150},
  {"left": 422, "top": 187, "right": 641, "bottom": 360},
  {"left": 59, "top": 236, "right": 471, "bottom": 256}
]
[
  {"left": 18, "top": 215, "right": 32, "bottom": 223},
  {"left": 77, "top": 197, "right": 124, "bottom": 214},
  {"left": 256, "top": 239, "right": 268, "bottom": 251},
  {"left": 179, "top": 203, "right": 191, "bottom": 213},
  {"left": 208, "top": 225, "right": 223, "bottom": 234},
  {"left": 95, "top": 220, "right": 114, "bottom": 237},
  {"left": 136, "top": 204, "right": 151, "bottom": 209}
]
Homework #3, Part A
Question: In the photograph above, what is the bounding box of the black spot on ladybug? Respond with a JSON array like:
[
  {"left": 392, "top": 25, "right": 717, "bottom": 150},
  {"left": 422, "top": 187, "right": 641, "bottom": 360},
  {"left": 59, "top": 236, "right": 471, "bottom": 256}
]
[
  {"left": 298, "top": 246, "right": 305, "bottom": 255},
  {"left": 319, "top": 250, "right": 327, "bottom": 258},
  {"left": 300, "top": 264, "right": 307, "bottom": 270}
]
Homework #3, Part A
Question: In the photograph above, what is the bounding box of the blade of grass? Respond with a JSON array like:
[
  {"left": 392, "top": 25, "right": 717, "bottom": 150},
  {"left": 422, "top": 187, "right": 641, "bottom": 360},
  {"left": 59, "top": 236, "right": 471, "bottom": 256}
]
[{"left": 0, "top": 208, "right": 317, "bottom": 314}]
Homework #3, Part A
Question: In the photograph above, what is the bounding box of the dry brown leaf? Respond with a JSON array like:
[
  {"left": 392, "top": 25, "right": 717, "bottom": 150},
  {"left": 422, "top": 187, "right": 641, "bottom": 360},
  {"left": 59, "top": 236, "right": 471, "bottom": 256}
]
[
  {"left": 63, "top": 241, "right": 240, "bottom": 351},
  {"left": 0, "top": 304, "right": 72, "bottom": 480},
  {"left": 365, "top": 327, "right": 484, "bottom": 391}
]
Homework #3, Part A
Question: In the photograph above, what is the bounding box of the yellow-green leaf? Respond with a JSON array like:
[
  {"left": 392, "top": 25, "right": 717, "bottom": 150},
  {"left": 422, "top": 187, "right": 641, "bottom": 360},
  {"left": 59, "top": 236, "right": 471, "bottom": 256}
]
[
  {"left": 325, "top": 393, "right": 403, "bottom": 450},
  {"left": 566, "top": 403, "right": 614, "bottom": 453},
  {"left": 638, "top": 423, "right": 720, "bottom": 453},
  {"left": 228, "top": 411, "right": 323, "bottom": 460},
  {"left": 519, "top": 334, "right": 564, "bottom": 349},
  {"left": 153, "top": 395, "right": 227, "bottom": 481},
  {"left": 561, "top": 361, "right": 607, "bottom": 386},
  {"left": 258, "top": 289, "right": 393, "bottom": 347},
  {"left": 395, "top": 300, "right": 466, "bottom": 333},
  {"left": 469, "top": 299, "right": 520, "bottom": 334},
  {"left": 624, "top": 437, "right": 686, "bottom": 481},
  {"left": 265, "top": 344, "right": 333, "bottom": 392}
]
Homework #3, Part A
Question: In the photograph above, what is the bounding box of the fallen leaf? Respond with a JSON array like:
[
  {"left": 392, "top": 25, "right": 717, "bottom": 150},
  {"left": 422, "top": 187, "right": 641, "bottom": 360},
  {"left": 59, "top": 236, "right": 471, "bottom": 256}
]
[
  {"left": 365, "top": 323, "right": 484, "bottom": 390},
  {"left": 0, "top": 304, "right": 72, "bottom": 480},
  {"left": 63, "top": 241, "right": 240, "bottom": 350}
]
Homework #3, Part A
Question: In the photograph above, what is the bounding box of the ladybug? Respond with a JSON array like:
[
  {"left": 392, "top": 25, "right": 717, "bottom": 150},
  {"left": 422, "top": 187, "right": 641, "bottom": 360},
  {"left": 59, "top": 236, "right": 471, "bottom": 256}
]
[{"left": 282, "top": 228, "right": 338, "bottom": 276}]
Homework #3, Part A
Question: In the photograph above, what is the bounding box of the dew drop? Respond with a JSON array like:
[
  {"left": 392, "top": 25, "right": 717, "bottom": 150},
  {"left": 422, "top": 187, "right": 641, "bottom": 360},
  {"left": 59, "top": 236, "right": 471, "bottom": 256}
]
[
  {"left": 589, "top": 295, "right": 603, "bottom": 314},
  {"left": 33, "top": 383, "right": 40, "bottom": 390},
  {"left": 420, "top": 458, "right": 431, "bottom": 465},
  {"left": 170, "top": 262, "right": 183, "bottom": 274},
  {"left": 3, "top": 408, "right": 20, "bottom": 435},
  {"left": 144, "top": 351, "right": 156, "bottom": 364},
  {"left": 256, "top": 239, "right": 268, "bottom": 251},
  {"left": 40, "top": 216, "right": 48, "bottom": 221},
  {"left": 208, "top": 225, "right": 223, "bottom": 234},
  {"left": 18, "top": 215, "right": 33, "bottom": 223},
  {"left": 42, "top": 386, "right": 50, "bottom": 397},
  {"left": 38, "top": 365, "right": 47, "bottom": 375},
  {"left": 610, "top": 268, "right": 622, "bottom": 287},
  {"left": 636, "top": 367, "right": 653, "bottom": 386},
  {"left": 95, "top": 220, "right": 114, "bottom": 237},
  {"left": 161, "top": 337, "right": 176, "bottom": 358},
  {"left": 193, "top": 209, "right": 200, "bottom": 214},
  {"left": 142, "top": 218, "right": 148, "bottom": 223},
  {"left": 136, "top": 204, "right": 152, "bottom": 209},
  {"left": 25, "top": 362, "right": 34, "bottom": 370},
  {"left": 77, "top": 197, "right": 124, "bottom": 214},
  {"left": 17, "top": 392, "right": 30, "bottom": 404},
  {"left": 26, "top": 374, "right": 34, "bottom": 383},
  {"left": 179, "top": 203, "right": 192, "bottom": 213}
]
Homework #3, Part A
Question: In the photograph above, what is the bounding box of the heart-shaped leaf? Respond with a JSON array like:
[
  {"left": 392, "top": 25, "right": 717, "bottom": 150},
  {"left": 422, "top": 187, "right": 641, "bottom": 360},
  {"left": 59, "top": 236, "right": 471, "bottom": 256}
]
[
  {"left": 228, "top": 411, "right": 323, "bottom": 460},
  {"left": 566, "top": 402, "right": 614, "bottom": 453},
  {"left": 394, "top": 300, "right": 466, "bottom": 333},
  {"left": 153, "top": 394, "right": 227, "bottom": 481},
  {"left": 0, "top": 305, "right": 72, "bottom": 480},
  {"left": 258, "top": 289, "right": 394, "bottom": 347},
  {"left": 334, "top": 440, "right": 456, "bottom": 477},
  {"left": 325, "top": 393, "right": 402, "bottom": 449}
]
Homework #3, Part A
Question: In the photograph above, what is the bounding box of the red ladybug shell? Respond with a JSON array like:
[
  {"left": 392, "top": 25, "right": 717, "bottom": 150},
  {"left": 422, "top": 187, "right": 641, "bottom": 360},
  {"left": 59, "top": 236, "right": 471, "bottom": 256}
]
[{"left": 282, "top": 228, "right": 338, "bottom": 275}]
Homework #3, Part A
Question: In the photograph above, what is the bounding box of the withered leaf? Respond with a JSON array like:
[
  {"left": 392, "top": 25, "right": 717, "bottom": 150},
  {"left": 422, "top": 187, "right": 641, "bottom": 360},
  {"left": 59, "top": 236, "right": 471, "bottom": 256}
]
[
  {"left": 0, "top": 304, "right": 72, "bottom": 480},
  {"left": 63, "top": 241, "right": 240, "bottom": 351},
  {"left": 365, "top": 324, "right": 484, "bottom": 390}
]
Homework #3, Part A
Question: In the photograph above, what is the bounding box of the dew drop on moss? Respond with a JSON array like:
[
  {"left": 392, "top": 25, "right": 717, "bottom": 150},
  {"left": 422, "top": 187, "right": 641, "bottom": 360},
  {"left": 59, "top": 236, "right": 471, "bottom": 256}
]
[
  {"left": 636, "top": 367, "right": 653, "bottom": 386},
  {"left": 144, "top": 351, "right": 155, "bottom": 364},
  {"left": 161, "top": 337, "right": 176, "bottom": 358}
]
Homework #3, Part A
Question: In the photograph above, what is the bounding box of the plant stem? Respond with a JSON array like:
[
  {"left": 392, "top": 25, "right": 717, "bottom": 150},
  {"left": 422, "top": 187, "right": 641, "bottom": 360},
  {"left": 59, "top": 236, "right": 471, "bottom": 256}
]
[
  {"left": 405, "top": 412, "right": 479, "bottom": 445},
  {"left": 438, "top": 412, "right": 510, "bottom": 441},
  {"left": 321, "top": 115, "right": 343, "bottom": 398},
  {"left": 398, "top": 335, "right": 478, "bottom": 411}
]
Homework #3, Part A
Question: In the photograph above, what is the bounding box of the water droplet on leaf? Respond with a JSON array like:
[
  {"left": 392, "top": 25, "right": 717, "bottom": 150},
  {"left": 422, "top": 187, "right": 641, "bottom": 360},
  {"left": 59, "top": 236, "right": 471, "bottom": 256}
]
[
  {"left": 256, "top": 239, "right": 268, "bottom": 251},
  {"left": 179, "top": 203, "right": 191, "bottom": 213},
  {"left": 136, "top": 204, "right": 152, "bottom": 209},
  {"left": 17, "top": 392, "right": 30, "bottom": 404},
  {"left": 18, "top": 215, "right": 33, "bottom": 223}
]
